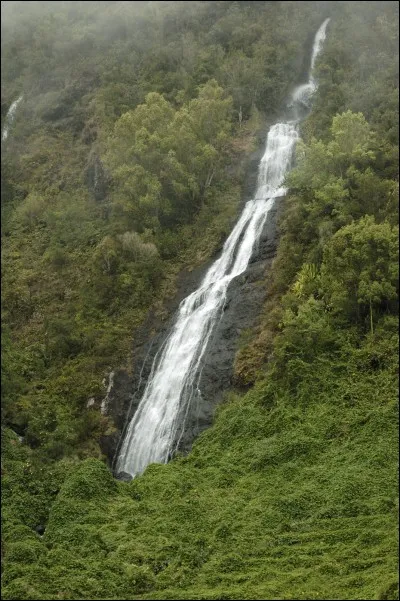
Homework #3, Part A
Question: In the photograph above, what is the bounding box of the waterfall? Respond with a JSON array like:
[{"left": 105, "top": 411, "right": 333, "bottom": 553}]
[
  {"left": 115, "top": 18, "right": 330, "bottom": 478},
  {"left": 2, "top": 95, "right": 23, "bottom": 142},
  {"left": 290, "top": 18, "right": 330, "bottom": 113},
  {"left": 310, "top": 18, "right": 330, "bottom": 75}
]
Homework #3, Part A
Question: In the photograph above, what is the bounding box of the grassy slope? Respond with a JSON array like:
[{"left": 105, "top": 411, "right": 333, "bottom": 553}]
[{"left": 2, "top": 323, "right": 398, "bottom": 600}]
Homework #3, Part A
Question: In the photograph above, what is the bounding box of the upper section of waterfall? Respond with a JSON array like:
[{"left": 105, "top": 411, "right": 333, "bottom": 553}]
[
  {"left": 310, "top": 18, "right": 330, "bottom": 75},
  {"left": 288, "top": 18, "right": 330, "bottom": 119}
]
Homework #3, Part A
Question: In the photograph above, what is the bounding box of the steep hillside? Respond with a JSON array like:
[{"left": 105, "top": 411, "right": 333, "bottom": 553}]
[
  {"left": 2, "top": 0, "right": 326, "bottom": 460},
  {"left": 1, "top": 2, "right": 398, "bottom": 600}
]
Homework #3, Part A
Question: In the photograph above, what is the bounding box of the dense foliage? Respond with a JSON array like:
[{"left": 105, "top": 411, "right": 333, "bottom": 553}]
[
  {"left": 1, "top": 0, "right": 326, "bottom": 458},
  {"left": 1, "top": 1, "right": 398, "bottom": 600}
]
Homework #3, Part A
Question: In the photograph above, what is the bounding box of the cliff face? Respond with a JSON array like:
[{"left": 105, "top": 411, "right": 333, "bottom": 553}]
[{"left": 99, "top": 131, "right": 284, "bottom": 471}]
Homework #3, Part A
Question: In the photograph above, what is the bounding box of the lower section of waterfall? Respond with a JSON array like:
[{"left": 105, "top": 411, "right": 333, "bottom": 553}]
[
  {"left": 101, "top": 187, "right": 283, "bottom": 478},
  {"left": 99, "top": 136, "right": 272, "bottom": 473},
  {"left": 105, "top": 17, "right": 330, "bottom": 479}
]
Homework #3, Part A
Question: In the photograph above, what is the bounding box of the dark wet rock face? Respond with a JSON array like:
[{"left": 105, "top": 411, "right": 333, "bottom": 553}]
[
  {"left": 99, "top": 430, "right": 121, "bottom": 467},
  {"left": 116, "top": 471, "right": 133, "bottom": 482},
  {"left": 35, "top": 525, "right": 45, "bottom": 536},
  {"left": 174, "top": 200, "right": 282, "bottom": 453},
  {"left": 99, "top": 132, "right": 283, "bottom": 470}
]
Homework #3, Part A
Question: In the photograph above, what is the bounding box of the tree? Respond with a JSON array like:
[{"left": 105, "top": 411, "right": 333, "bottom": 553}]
[
  {"left": 218, "top": 51, "right": 263, "bottom": 120},
  {"left": 187, "top": 79, "right": 232, "bottom": 147},
  {"left": 329, "top": 110, "right": 376, "bottom": 174},
  {"left": 320, "top": 216, "right": 398, "bottom": 331},
  {"left": 106, "top": 81, "right": 233, "bottom": 228},
  {"left": 287, "top": 111, "right": 396, "bottom": 230}
]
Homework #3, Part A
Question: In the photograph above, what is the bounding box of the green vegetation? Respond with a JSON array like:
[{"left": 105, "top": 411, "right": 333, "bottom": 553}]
[
  {"left": 2, "top": 0, "right": 324, "bottom": 459},
  {"left": 1, "top": 1, "right": 398, "bottom": 600}
]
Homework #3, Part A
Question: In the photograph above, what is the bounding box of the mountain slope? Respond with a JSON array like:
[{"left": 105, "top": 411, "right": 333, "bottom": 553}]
[{"left": 1, "top": 2, "right": 398, "bottom": 600}]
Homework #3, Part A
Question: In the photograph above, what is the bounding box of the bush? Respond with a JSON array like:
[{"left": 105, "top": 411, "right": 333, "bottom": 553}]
[
  {"left": 5, "top": 541, "right": 45, "bottom": 564},
  {"left": 54, "top": 458, "right": 117, "bottom": 502}
]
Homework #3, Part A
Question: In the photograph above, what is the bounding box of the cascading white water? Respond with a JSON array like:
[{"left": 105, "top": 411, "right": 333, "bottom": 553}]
[
  {"left": 290, "top": 18, "right": 330, "bottom": 113},
  {"left": 2, "top": 95, "right": 23, "bottom": 141},
  {"left": 310, "top": 19, "right": 330, "bottom": 75},
  {"left": 116, "top": 18, "right": 330, "bottom": 478}
]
